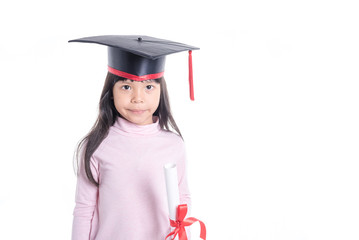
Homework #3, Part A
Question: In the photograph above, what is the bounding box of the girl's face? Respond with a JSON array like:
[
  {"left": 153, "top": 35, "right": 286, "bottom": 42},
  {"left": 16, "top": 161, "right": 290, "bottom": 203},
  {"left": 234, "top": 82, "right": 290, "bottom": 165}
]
[{"left": 112, "top": 79, "right": 161, "bottom": 125}]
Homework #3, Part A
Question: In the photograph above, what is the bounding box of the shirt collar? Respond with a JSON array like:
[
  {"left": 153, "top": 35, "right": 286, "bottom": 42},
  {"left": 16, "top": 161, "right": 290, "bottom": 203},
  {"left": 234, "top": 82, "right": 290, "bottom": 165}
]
[{"left": 112, "top": 116, "right": 161, "bottom": 136}]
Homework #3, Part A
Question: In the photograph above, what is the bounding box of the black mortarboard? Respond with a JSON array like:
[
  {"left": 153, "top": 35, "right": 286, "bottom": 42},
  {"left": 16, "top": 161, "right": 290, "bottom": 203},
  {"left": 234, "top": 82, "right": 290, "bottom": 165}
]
[{"left": 68, "top": 35, "right": 199, "bottom": 100}]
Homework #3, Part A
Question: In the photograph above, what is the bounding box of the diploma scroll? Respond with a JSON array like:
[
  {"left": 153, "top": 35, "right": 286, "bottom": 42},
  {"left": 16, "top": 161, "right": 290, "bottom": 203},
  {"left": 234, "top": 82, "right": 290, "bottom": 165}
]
[
  {"left": 164, "top": 163, "right": 180, "bottom": 240},
  {"left": 164, "top": 163, "right": 207, "bottom": 240},
  {"left": 164, "top": 163, "right": 180, "bottom": 220}
]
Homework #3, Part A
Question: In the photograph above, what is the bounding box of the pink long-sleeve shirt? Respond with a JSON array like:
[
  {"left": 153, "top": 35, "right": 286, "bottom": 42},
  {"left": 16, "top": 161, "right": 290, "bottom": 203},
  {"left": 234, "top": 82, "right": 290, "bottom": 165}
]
[{"left": 72, "top": 117, "right": 191, "bottom": 240}]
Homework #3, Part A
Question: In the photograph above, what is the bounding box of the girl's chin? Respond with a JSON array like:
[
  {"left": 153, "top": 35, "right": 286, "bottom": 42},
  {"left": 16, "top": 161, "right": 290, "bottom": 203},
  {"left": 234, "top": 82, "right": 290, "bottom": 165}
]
[{"left": 124, "top": 115, "right": 153, "bottom": 125}]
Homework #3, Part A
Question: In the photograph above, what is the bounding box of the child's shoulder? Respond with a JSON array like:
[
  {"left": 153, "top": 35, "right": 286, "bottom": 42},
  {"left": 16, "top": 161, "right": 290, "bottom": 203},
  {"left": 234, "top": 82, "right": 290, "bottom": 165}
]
[{"left": 158, "top": 129, "right": 184, "bottom": 144}]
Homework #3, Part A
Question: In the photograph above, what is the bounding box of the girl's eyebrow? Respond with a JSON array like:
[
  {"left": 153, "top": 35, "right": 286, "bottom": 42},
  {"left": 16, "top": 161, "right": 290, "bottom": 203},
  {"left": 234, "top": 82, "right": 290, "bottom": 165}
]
[
  {"left": 140, "top": 79, "right": 154, "bottom": 83},
  {"left": 122, "top": 79, "right": 154, "bottom": 83},
  {"left": 123, "top": 79, "right": 134, "bottom": 83}
]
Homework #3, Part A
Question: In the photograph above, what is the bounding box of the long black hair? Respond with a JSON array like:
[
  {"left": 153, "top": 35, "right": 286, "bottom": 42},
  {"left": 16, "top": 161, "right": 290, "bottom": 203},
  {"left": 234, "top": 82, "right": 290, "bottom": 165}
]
[{"left": 74, "top": 72, "right": 181, "bottom": 187}]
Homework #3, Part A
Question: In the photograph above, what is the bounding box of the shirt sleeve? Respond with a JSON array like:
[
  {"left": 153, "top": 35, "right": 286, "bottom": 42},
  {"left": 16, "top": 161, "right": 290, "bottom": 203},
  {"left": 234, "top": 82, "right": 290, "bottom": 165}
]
[
  {"left": 71, "top": 155, "right": 99, "bottom": 240},
  {"left": 176, "top": 140, "right": 191, "bottom": 208},
  {"left": 176, "top": 139, "right": 192, "bottom": 239}
]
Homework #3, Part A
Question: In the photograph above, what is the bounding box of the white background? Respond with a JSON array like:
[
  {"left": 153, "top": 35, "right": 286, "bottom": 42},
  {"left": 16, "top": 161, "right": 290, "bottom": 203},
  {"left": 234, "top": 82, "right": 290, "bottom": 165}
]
[{"left": 0, "top": 0, "right": 358, "bottom": 239}]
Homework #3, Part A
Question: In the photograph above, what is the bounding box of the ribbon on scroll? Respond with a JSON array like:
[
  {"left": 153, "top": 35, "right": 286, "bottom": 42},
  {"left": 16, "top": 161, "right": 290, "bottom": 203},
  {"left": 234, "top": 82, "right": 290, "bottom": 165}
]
[{"left": 165, "top": 204, "right": 206, "bottom": 240}]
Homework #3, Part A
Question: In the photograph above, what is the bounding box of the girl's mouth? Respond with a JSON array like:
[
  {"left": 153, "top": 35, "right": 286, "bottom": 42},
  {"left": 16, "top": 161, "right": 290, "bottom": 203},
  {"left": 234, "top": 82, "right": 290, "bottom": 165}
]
[{"left": 128, "top": 109, "right": 146, "bottom": 114}]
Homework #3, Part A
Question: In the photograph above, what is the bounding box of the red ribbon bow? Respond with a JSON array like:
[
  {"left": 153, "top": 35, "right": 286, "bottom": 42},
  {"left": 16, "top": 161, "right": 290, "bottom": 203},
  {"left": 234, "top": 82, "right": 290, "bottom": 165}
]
[{"left": 165, "top": 204, "right": 206, "bottom": 240}]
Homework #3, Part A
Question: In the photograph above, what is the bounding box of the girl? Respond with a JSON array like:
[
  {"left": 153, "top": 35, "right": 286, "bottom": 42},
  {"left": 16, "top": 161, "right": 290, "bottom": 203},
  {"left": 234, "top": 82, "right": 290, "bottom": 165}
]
[{"left": 69, "top": 35, "right": 199, "bottom": 240}]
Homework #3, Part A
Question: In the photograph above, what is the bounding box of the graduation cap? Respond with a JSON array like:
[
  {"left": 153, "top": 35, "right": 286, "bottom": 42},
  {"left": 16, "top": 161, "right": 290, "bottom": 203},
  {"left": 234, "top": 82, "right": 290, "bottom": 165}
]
[{"left": 68, "top": 35, "right": 199, "bottom": 100}]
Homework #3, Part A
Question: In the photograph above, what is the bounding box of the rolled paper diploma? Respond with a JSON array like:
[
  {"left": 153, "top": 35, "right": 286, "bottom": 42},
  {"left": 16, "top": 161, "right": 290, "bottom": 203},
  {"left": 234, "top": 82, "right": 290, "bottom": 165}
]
[
  {"left": 164, "top": 163, "right": 180, "bottom": 220},
  {"left": 164, "top": 163, "right": 180, "bottom": 240}
]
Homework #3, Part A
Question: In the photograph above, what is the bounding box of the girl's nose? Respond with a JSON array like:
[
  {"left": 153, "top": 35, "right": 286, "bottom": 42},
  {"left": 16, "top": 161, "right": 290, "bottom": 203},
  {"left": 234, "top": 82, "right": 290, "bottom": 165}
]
[{"left": 131, "top": 88, "right": 144, "bottom": 103}]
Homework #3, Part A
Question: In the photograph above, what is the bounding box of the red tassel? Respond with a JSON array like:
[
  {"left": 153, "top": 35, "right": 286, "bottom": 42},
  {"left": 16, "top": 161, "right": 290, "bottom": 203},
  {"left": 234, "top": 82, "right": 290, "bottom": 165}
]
[{"left": 188, "top": 50, "right": 195, "bottom": 101}]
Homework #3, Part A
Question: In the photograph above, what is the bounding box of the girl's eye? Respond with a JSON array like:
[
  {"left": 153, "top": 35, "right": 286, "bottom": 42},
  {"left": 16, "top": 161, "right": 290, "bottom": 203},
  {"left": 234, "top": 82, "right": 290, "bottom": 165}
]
[
  {"left": 122, "top": 85, "right": 131, "bottom": 90},
  {"left": 146, "top": 85, "right": 154, "bottom": 90}
]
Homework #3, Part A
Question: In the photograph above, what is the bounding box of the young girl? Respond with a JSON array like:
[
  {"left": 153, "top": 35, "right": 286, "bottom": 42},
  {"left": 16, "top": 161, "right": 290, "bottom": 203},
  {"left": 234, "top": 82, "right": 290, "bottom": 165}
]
[{"left": 69, "top": 35, "right": 199, "bottom": 240}]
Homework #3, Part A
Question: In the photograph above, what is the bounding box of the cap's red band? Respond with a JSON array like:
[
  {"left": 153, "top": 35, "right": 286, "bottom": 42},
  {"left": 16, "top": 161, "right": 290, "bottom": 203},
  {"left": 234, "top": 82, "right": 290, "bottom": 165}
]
[{"left": 108, "top": 66, "right": 164, "bottom": 81}]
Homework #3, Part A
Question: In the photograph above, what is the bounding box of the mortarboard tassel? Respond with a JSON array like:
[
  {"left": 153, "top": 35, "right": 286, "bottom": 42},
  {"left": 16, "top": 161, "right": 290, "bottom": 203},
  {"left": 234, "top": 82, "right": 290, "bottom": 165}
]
[{"left": 189, "top": 50, "right": 195, "bottom": 101}]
